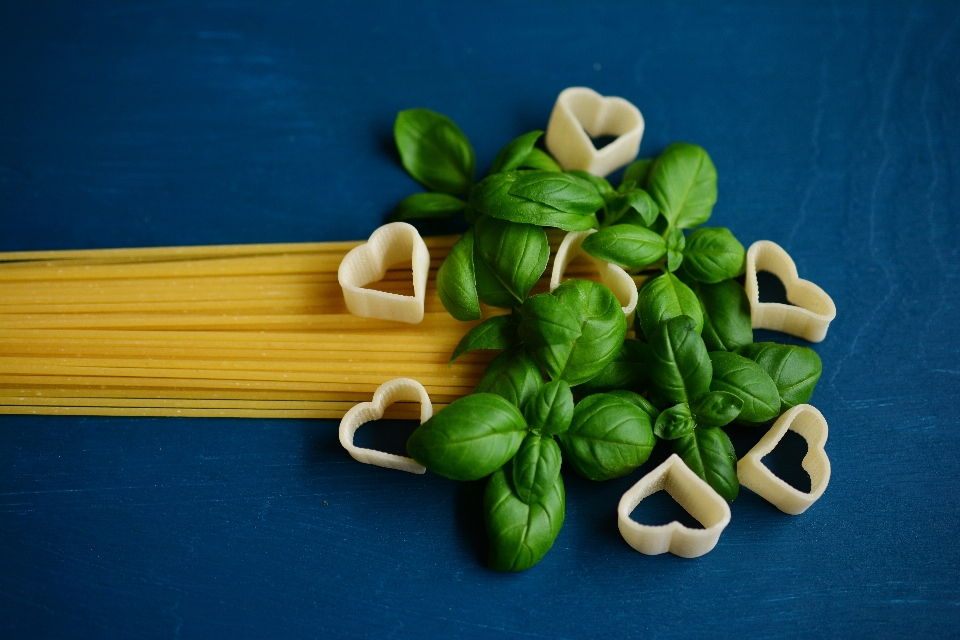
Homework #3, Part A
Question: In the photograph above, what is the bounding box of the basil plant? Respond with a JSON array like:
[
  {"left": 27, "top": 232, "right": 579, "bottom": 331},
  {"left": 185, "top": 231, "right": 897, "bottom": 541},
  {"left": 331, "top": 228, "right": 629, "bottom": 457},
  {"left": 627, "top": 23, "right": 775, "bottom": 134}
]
[{"left": 388, "top": 109, "right": 824, "bottom": 571}]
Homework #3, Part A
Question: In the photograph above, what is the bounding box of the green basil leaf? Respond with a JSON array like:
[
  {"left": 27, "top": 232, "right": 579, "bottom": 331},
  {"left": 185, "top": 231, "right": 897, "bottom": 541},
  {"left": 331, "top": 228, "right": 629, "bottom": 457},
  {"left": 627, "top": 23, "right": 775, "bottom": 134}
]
[
  {"left": 672, "top": 427, "right": 739, "bottom": 502},
  {"left": 469, "top": 171, "right": 598, "bottom": 231},
  {"left": 394, "top": 109, "right": 475, "bottom": 196},
  {"left": 736, "top": 343, "right": 823, "bottom": 410},
  {"left": 654, "top": 403, "right": 696, "bottom": 440},
  {"left": 518, "top": 147, "right": 562, "bottom": 172},
  {"left": 648, "top": 314, "right": 712, "bottom": 404},
  {"left": 682, "top": 277, "right": 753, "bottom": 352},
  {"left": 574, "top": 339, "right": 649, "bottom": 394},
  {"left": 708, "top": 351, "right": 781, "bottom": 424},
  {"left": 567, "top": 170, "right": 613, "bottom": 195},
  {"left": 558, "top": 393, "right": 655, "bottom": 481},
  {"left": 489, "top": 130, "right": 544, "bottom": 174},
  {"left": 646, "top": 143, "right": 717, "bottom": 229},
  {"left": 681, "top": 227, "right": 746, "bottom": 283},
  {"left": 484, "top": 467, "right": 564, "bottom": 572},
  {"left": 622, "top": 158, "right": 654, "bottom": 188},
  {"left": 688, "top": 391, "right": 743, "bottom": 428},
  {"left": 523, "top": 380, "right": 574, "bottom": 436},
  {"left": 605, "top": 390, "right": 661, "bottom": 422},
  {"left": 509, "top": 171, "right": 606, "bottom": 215},
  {"left": 407, "top": 393, "right": 526, "bottom": 481},
  {"left": 519, "top": 279, "right": 627, "bottom": 386},
  {"left": 390, "top": 192, "right": 465, "bottom": 222},
  {"left": 449, "top": 314, "right": 520, "bottom": 364},
  {"left": 511, "top": 433, "right": 562, "bottom": 503},
  {"left": 580, "top": 224, "right": 666, "bottom": 268},
  {"left": 475, "top": 346, "right": 544, "bottom": 410},
  {"left": 620, "top": 189, "right": 659, "bottom": 227},
  {"left": 473, "top": 215, "right": 549, "bottom": 308},
  {"left": 666, "top": 227, "right": 685, "bottom": 272},
  {"left": 637, "top": 272, "right": 704, "bottom": 338},
  {"left": 436, "top": 228, "right": 481, "bottom": 321}
]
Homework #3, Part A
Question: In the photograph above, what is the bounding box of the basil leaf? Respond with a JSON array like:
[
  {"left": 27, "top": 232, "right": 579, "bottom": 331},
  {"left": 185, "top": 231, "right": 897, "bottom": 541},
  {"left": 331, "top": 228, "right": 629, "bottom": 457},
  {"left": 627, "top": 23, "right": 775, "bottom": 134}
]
[
  {"left": 484, "top": 467, "right": 564, "bottom": 572},
  {"left": 509, "top": 171, "right": 606, "bottom": 216},
  {"left": 688, "top": 391, "right": 743, "bottom": 428},
  {"left": 654, "top": 403, "right": 696, "bottom": 440},
  {"left": 681, "top": 276, "right": 753, "bottom": 352},
  {"left": 736, "top": 342, "right": 822, "bottom": 410},
  {"left": 436, "top": 228, "right": 481, "bottom": 321},
  {"left": 666, "top": 227, "right": 685, "bottom": 272},
  {"left": 449, "top": 314, "right": 520, "bottom": 364},
  {"left": 475, "top": 346, "right": 544, "bottom": 410},
  {"left": 407, "top": 393, "right": 526, "bottom": 481},
  {"left": 574, "top": 339, "right": 649, "bottom": 394},
  {"left": 511, "top": 433, "right": 562, "bottom": 504},
  {"left": 523, "top": 380, "right": 574, "bottom": 436},
  {"left": 708, "top": 351, "right": 781, "bottom": 424},
  {"left": 473, "top": 215, "right": 549, "bottom": 308},
  {"left": 489, "top": 130, "right": 544, "bottom": 174},
  {"left": 681, "top": 227, "right": 746, "bottom": 283},
  {"left": 567, "top": 170, "right": 613, "bottom": 195},
  {"left": 520, "top": 279, "right": 627, "bottom": 386},
  {"left": 605, "top": 390, "right": 661, "bottom": 422},
  {"left": 558, "top": 393, "right": 655, "bottom": 481},
  {"left": 518, "top": 147, "right": 562, "bottom": 172},
  {"left": 646, "top": 143, "right": 717, "bottom": 229},
  {"left": 469, "top": 172, "right": 599, "bottom": 231},
  {"left": 580, "top": 224, "right": 666, "bottom": 268},
  {"left": 672, "top": 427, "right": 739, "bottom": 502},
  {"left": 618, "top": 189, "right": 659, "bottom": 227},
  {"left": 394, "top": 109, "right": 475, "bottom": 196},
  {"left": 390, "top": 192, "right": 465, "bottom": 222},
  {"left": 622, "top": 158, "right": 654, "bottom": 188},
  {"left": 648, "top": 314, "right": 712, "bottom": 404},
  {"left": 637, "top": 273, "right": 704, "bottom": 338}
]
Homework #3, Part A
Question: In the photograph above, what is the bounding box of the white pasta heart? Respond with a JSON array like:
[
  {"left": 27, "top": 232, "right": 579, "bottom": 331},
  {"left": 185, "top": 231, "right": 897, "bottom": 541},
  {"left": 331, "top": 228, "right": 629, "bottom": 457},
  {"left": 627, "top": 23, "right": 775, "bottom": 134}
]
[
  {"left": 338, "top": 378, "right": 432, "bottom": 474},
  {"left": 618, "top": 454, "right": 731, "bottom": 558},
  {"left": 544, "top": 87, "right": 645, "bottom": 177},
  {"left": 737, "top": 403, "right": 831, "bottom": 515},
  {"left": 744, "top": 240, "right": 836, "bottom": 342},
  {"left": 338, "top": 222, "right": 430, "bottom": 324}
]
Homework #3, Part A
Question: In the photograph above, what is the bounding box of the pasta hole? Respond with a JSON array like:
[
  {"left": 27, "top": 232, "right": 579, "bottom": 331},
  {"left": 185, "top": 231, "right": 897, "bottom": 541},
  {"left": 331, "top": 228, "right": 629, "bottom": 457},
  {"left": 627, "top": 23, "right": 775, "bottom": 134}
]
[
  {"left": 761, "top": 429, "right": 811, "bottom": 492},
  {"left": 756, "top": 270, "right": 790, "bottom": 304},
  {"left": 352, "top": 417, "right": 420, "bottom": 457},
  {"left": 629, "top": 489, "right": 704, "bottom": 529}
]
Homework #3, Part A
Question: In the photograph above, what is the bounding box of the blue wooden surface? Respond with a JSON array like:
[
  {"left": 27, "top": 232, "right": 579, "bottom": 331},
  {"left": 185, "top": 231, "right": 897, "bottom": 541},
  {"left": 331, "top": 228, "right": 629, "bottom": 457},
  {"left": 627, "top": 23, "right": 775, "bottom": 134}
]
[{"left": 2, "top": 1, "right": 959, "bottom": 637}]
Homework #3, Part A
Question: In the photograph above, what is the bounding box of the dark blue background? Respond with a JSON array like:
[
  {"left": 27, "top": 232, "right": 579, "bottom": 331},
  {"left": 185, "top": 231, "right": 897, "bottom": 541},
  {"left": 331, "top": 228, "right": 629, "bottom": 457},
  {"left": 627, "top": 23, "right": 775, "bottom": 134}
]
[{"left": 2, "top": 1, "right": 959, "bottom": 637}]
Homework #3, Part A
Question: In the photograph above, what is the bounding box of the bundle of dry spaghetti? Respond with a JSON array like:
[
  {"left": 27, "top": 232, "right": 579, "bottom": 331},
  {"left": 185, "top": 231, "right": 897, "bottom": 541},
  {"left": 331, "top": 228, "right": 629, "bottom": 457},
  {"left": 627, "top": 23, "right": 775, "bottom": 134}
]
[{"left": 0, "top": 232, "right": 607, "bottom": 420}]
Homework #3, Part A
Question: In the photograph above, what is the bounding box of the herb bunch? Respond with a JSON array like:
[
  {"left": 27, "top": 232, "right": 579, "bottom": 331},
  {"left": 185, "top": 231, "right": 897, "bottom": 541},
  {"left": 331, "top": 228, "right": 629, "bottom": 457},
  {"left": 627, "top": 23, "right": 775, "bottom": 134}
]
[{"left": 388, "top": 108, "right": 824, "bottom": 571}]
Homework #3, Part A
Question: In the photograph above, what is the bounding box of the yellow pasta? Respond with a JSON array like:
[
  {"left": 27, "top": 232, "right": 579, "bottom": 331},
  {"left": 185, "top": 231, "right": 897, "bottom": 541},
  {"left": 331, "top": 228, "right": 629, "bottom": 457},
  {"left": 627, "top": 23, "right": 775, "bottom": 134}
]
[{"left": 0, "top": 233, "right": 613, "bottom": 419}]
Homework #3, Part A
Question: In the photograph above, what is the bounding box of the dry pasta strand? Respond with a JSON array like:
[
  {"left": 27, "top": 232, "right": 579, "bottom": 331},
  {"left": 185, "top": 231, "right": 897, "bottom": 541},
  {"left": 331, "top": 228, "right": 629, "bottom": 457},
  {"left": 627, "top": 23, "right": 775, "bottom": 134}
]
[{"left": 0, "top": 235, "right": 611, "bottom": 419}]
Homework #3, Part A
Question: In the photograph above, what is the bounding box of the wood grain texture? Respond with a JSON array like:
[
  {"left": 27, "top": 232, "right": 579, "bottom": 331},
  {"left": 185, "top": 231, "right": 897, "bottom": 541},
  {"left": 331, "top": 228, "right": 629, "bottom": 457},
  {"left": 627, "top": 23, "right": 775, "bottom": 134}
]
[{"left": 1, "top": 1, "right": 959, "bottom": 638}]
